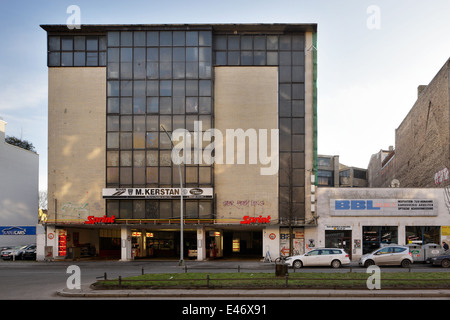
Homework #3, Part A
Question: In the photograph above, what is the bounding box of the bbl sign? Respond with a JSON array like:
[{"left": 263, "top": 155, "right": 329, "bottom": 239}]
[{"left": 330, "top": 199, "right": 436, "bottom": 216}]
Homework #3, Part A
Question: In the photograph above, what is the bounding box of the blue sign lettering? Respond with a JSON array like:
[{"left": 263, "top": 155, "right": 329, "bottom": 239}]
[
  {"left": 366, "top": 200, "right": 380, "bottom": 210},
  {"left": 0, "top": 226, "right": 36, "bottom": 236},
  {"left": 335, "top": 200, "right": 380, "bottom": 211},
  {"left": 351, "top": 200, "right": 366, "bottom": 210},
  {"left": 335, "top": 200, "right": 350, "bottom": 210}
]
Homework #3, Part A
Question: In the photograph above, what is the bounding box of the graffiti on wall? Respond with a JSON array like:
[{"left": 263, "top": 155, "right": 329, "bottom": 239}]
[
  {"left": 222, "top": 199, "right": 267, "bottom": 209},
  {"left": 218, "top": 197, "right": 275, "bottom": 220},
  {"left": 434, "top": 167, "right": 449, "bottom": 185},
  {"left": 60, "top": 202, "right": 90, "bottom": 219}
]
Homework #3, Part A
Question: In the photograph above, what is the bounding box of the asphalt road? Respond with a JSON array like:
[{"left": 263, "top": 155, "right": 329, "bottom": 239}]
[{"left": 0, "top": 259, "right": 448, "bottom": 300}]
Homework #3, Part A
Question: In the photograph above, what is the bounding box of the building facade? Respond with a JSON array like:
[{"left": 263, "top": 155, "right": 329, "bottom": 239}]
[
  {"left": 41, "top": 24, "right": 318, "bottom": 261},
  {"left": 0, "top": 119, "right": 39, "bottom": 248},
  {"left": 318, "top": 154, "right": 367, "bottom": 188},
  {"left": 367, "top": 147, "right": 395, "bottom": 188},
  {"left": 368, "top": 58, "right": 450, "bottom": 188},
  {"left": 314, "top": 187, "right": 450, "bottom": 261}
]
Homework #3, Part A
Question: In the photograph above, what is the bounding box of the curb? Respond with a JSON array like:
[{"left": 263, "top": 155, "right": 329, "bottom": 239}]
[{"left": 57, "top": 287, "right": 450, "bottom": 299}]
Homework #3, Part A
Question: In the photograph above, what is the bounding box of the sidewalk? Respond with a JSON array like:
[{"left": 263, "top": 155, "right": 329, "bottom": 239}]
[{"left": 58, "top": 285, "right": 450, "bottom": 299}]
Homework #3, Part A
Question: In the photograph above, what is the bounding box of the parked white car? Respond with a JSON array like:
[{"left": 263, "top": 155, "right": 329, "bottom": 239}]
[{"left": 285, "top": 248, "right": 351, "bottom": 269}]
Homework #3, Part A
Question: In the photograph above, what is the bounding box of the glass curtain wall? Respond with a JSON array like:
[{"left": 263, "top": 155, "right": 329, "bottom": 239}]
[{"left": 106, "top": 29, "right": 214, "bottom": 219}]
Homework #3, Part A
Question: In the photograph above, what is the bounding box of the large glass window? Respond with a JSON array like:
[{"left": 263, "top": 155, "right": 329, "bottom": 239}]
[
  {"left": 317, "top": 157, "right": 331, "bottom": 167},
  {"left": 47, "top": 35, "right": 107, "bottom": 67},
  {"left": 363, "top": 226, "right": 398, "bottom": 254},
  {"left": 317, "top": 170, "right": 334, "bottom": 186},
  {"left": 107, "top": 199, "right": 213, "bottom": 219},
  {"left": 105, "top": 28, "right": 214, "bottom": 219},
  {"left": 405, "top": 226, "right": 440, "bottom": 245}
]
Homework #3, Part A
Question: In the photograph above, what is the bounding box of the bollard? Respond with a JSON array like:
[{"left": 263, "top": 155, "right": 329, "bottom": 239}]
[
  {"left": 118, "top": 276, "right": 122, "bottom": 287},
  {"left": 206, "top": 274, "right": 210, "bottom": 288},
  {"left": 285, "top": 273, "right": 289, "bottom": 287},
  {"left": 238, "top": 265, "right": 240, "bottom": 273},
  {"left": 142, "top": 267, "right": 144, "bottom": 275},
  {"left": 104, "top": 272, "right": 107, "bottom": 280}
]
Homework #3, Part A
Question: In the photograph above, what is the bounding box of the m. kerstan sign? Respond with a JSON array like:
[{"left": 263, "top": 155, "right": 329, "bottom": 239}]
[
  {"left": 103, "top": 188, "right": 213, "bottom": 199},
  {"left": 330, "top": 199, "right": 436, "bottom": 216}
]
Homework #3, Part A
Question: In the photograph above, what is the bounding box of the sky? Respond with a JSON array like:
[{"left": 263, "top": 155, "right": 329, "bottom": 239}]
[{"left": 1, "top": 0, "right": 450, "bottom": 191}]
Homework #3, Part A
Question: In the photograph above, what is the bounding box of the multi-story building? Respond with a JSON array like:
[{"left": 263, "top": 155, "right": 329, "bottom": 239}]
[
  {"left": 0, "top": 119, "right": 39, "bottom": 249},
  {"left": 40, "top": 23, "right": 318, "bottom": 261},
  {"left": 317, "top": 154, "right": 367, "bottom": 188},
  {"left": 368, "top": 58, "right": 450, "bottom": 188}
]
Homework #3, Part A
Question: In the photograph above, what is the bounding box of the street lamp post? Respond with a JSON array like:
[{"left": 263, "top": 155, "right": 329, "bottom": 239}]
[{"left": 160, "top": 125, "right": 184, "bottom": 266}]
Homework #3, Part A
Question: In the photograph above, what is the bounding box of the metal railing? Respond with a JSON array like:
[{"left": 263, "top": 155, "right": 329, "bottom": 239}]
[{"left": 95, "top": 270, "right": 450, "bottom": 289}]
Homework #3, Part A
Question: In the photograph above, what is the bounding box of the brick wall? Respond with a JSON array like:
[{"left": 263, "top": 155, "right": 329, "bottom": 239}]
[{"left": 394, "top": 59, "right": 450, "bottom": 187}]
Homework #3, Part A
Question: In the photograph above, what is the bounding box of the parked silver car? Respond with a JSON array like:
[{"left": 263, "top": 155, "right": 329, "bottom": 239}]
[
  {"left": 1, "top": 244, "right": 36, "bottom": 260},
  {"left": 359, "top": 245, "right": 413, "bottom": 268}
]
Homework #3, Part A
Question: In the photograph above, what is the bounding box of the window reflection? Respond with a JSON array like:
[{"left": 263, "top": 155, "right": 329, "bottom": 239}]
[
  {"left": 102, "top": 29, "right": 214, "bottom": 219},
  {"left": 47, "top": 35, "right": 106, "bottom": 67}
]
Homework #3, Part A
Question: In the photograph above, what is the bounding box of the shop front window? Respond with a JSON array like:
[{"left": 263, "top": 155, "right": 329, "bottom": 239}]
[
  {"left": 405, "top": 226, "right": 440, "bottom": 245},
  {"left": 362, "top": 226, "right": 398, "bottom": 254}
]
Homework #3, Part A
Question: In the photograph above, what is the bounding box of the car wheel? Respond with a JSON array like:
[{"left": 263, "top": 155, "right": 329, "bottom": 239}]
[
  {"left": 401, "top": 259, "right": 411, "bottom": 268},
  {"left": 441, "top": 259, "right": 450, "bottom": 268},
  {"left": 331, "top": 259, "right": 341, "bottom": 269},
  {"left": 364, "top": 259, "right": 375, "bottom": 268},
  {"left": 293, "top": 260, "right": 303, "bottom": 269}
]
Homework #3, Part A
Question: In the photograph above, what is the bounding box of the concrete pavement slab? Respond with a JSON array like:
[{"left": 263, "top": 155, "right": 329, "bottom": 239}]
[{"left": 57, "top": 285, "right": 450, "bottom": 299}]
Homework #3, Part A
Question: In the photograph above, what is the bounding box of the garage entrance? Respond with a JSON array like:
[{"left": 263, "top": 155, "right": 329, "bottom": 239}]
[{"left": 223, "top": 231, "right": 262, "bottom": 259}]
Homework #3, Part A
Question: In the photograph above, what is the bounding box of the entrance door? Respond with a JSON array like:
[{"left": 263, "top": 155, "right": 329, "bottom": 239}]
[{"left": 325, "top": 230, "right": 352, "bottom": 259}]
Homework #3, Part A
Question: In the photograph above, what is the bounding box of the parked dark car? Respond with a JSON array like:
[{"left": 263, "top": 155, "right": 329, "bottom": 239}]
[
  {"left": 21, "top": 244, "right": 36, "bottom": 260},
  {"left": 428, "top": 250, "right": 450, "bottom": 267},
  {"left": 1, "top": 244, "right": 36, "bottom": 260}
]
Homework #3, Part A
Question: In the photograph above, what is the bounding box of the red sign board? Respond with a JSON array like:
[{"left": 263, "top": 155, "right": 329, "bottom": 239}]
[
  {"left": 84, "top": 215, "right": 116, "bottom": 224},
  {"left": 240, "top": 215, "right": 271, "bottom": 224}
]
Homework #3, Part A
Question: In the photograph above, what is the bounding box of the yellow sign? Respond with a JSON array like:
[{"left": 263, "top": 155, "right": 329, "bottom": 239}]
[{"left": 442, "top": 226, "right": 450, "bottom": 236}]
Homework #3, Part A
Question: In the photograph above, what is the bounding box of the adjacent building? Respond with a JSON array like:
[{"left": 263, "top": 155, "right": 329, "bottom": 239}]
[
  {"left": 368, "top": 58, "right": 450, "bottom": 188},
  {"left": 40, "top": 23, "right": 318, "bottom": 261},
  {"left": 317, "top": 154, "right": 367, "bottom": 188},
  {"left": 314, "top": 187, "right": 450, "bottom": 261},
  {"left": 0, "top": 119, "right": 39, "bottom": 248}
]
